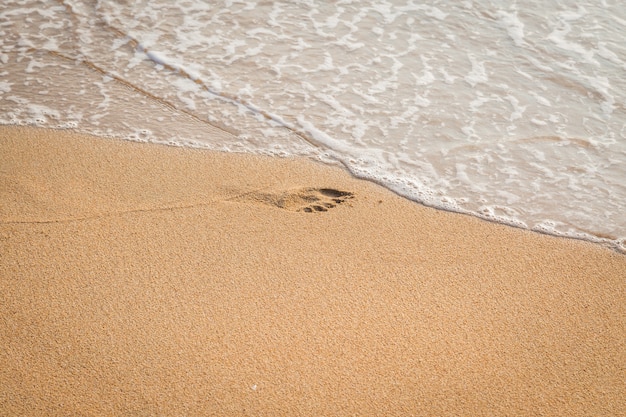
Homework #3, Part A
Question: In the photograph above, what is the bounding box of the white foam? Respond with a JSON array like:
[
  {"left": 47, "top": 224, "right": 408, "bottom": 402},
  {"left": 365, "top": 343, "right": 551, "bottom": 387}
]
[
  {"left": 0, "top": 81, "right": 11, "bottom": 94},
  {"left": 496, "top": 10, "right": 526, "bottom": 47},
  {"left": 469, "top": 95, "right": 490, "bottom": 112},
  {"left": 547, "top": 14, "right": 597, "bottom": 64},
  {"left": 413, "top": 59, "right": 435, "bottom": 85},
  {"left": 465, "top": 54, "right": 488, "bottom": 87},
  {"left": 506, "top": 95, "right": 526, "bottom": 121},
  {"left": 26, "top": 103, "right": 60, "bottom": 123},
  {"left": 530, "top": 92, "right": 551, "bottom": 107},
  {"left": 424, "top": 6, "right": 448, "bottom": 21}
]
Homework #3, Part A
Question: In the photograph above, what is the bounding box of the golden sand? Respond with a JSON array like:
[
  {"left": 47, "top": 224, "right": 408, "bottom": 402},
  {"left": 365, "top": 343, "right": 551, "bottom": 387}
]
[{"left": 1, "top": 126, "right": 625, "bottom": 415}]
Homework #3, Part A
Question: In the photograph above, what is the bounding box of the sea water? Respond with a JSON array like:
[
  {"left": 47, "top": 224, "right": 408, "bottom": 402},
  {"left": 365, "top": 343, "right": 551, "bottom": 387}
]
[{"left": 1, "top": 0, "right": 625, "bottom": 252}]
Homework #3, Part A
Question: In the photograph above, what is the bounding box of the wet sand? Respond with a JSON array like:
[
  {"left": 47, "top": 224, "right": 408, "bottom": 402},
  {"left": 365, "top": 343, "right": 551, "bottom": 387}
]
[{"left": 1, "top": 126, "right": 625, "bottom": 416}]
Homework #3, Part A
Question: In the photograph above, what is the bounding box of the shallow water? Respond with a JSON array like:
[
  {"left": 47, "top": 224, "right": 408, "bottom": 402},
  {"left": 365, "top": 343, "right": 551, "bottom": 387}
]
[{"left": 2, "top": 0, "right": 625, "bottom": 251}]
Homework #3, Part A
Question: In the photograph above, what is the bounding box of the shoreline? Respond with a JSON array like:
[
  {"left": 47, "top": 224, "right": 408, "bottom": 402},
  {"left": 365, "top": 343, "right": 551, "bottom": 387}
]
[
  {"left": 9, "top": 124, "right": 623, "bottom": 254},
  {"left": 1, "top": 125, "right": 625, "bottom": 415}
]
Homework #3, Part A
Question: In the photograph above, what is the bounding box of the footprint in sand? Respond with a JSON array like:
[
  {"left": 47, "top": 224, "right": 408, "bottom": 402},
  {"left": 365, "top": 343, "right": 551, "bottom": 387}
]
[
  {"left": 237, "top": 187, "right": 354, "bottom": 212},
  {"left": 290, "top": 188, "right": 354, "bottom": 213}
]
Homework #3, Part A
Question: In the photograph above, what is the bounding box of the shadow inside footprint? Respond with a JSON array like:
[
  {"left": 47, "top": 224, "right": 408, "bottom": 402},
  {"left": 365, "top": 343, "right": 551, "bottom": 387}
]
[{"left": 296, "top": 188, "right": 354, "bottom": 213}]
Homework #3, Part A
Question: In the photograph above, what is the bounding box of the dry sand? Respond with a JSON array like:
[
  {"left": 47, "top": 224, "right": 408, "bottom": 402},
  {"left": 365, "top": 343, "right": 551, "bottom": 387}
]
[{"left": 1, "top": 126, "right": 625, "bottom": 416}]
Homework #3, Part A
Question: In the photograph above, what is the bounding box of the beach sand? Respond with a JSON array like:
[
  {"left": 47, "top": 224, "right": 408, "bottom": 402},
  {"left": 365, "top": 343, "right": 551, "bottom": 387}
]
[{"left": 1, "top": 126, "right": 625, "bottom": 416}]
